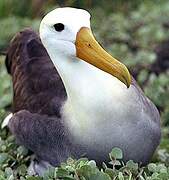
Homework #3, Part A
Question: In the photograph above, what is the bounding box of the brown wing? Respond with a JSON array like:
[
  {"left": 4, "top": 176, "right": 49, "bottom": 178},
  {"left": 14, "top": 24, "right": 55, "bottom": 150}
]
[
  {"left": 5, "top": 28, "right": 72, "bottom": 167},
  {"left": 5, "top": 28, "right": 67, "bottom": 117}
]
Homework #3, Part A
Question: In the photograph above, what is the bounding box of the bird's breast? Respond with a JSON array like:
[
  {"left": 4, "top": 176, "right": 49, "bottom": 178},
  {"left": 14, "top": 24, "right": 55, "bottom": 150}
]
[
  {"left": 60, "top": 66, "right": 159, "bottom": 164},
  {"left": 62, "top": 73, "right": 143, "bottom": 146}
]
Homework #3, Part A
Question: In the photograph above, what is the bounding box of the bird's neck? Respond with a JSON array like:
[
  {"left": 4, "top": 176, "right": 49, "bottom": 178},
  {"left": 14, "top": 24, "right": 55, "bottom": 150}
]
[{"left": 49, "top": 52, "right": 128, "bottom": 110}]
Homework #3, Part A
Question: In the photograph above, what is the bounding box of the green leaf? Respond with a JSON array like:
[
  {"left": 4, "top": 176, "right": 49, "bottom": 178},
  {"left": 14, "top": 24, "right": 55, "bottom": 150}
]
[
  {"left": 157, "top": 164, "right": 167, "bottom": 174},
  {"left": 87, "top": 160, "right": 96, "bottom": 168},
  {"left": 0, "top": 153, "right": 9, "bottom": 164},
  {"left": 17, "top": 146, "right": 28, "bottom": 156},
  {"left": 109, "top": 147, "right": 123, "bottom": 160},
  {"left": 148, "top": 163, "right": 157, "bottom": 173},
  {"left": 126, "top": 160, "right": 139, "bottom": 172},
  {"left": 16, "top": 164, "right": 27, "bottom": 176},
  {"left": 55, "top": 167, "right": 69, "bottom": 178},
  {"left": 118, "top": 172, "right": 124, "bottom": 180},
  {"left": 77, "top": 164, "right": 111, "bottom": 180},
  {"left": 105, "top": 168, "right": 118, "bottom": 178}
]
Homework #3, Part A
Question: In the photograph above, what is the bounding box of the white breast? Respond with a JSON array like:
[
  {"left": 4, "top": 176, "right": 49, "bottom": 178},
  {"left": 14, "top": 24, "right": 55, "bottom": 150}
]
[
  {"left": 61, "top": 61, "right": 146, "bottom": 148},
  {"left": 48, "top": 54, "right": 159, "bottom": 165}
]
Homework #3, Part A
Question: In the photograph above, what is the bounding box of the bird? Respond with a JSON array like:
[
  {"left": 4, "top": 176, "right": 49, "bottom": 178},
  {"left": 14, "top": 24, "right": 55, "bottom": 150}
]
[{"left": 5, "top": 7, "right": 161, "bottom": 175}]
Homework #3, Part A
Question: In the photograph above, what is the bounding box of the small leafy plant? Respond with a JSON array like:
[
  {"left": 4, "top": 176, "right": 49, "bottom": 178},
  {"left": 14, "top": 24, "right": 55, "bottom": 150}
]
[
  {"left": 25, "top": 148, "right": 169, "bottom": 180},
  {"left": 0, "top": 0, "right": 169, "bottom": 179}
]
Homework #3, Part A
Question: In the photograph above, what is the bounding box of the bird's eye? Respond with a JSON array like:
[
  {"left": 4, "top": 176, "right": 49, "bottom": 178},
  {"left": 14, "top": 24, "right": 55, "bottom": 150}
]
[{"left": 54, "top": 23, "right": 64, "bottom": 32}]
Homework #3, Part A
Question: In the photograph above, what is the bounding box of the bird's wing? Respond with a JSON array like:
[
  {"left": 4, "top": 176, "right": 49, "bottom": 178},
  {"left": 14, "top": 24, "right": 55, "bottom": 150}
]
[
  {"left": 8, "top": 110, "right": 72, "bottom": 166},
  {"left": 131, "top": 78, "right": 160, "bottom": 125},
  {"left": 4, "top": 28, "right": 70, "bottom": 166},
  {"left": 5, "top": 28, "right": 67, "bottom": 116}
]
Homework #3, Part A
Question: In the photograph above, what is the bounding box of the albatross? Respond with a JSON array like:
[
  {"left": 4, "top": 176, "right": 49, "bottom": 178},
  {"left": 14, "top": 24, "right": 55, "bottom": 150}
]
[{"left": 5, "top": 7, "right": 160, "bottom": 174}]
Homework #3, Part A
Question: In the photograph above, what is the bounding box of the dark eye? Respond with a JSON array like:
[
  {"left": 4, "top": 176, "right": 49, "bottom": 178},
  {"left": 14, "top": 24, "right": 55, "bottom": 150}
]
[{"left": 54, "top": 23, "right": 64, "bottom": 32}]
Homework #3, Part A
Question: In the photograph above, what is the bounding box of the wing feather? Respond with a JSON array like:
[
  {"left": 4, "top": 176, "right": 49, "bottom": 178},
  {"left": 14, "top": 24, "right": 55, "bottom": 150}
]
[{"left": 5, "top": 28, "right": 67, "bottom": 116}]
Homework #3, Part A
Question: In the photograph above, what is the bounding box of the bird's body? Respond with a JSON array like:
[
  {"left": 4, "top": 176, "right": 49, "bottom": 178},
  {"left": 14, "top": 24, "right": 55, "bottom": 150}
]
[
  {"left": 61, "top": 57, "right": 160, "bottom": 164},
  {"left": 5, "top": 8, "right": 161, "bottom": 174}
]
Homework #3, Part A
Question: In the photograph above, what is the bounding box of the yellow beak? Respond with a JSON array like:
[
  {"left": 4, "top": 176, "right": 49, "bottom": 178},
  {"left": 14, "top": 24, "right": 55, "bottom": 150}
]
[{"left": 75, "top": 27, "right": 131, "bottom": 88}]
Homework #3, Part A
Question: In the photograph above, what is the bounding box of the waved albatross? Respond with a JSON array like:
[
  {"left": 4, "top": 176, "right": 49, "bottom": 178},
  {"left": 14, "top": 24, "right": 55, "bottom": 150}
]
[{"left": 5, "top": 7, "right": 161, "bottom": 174}]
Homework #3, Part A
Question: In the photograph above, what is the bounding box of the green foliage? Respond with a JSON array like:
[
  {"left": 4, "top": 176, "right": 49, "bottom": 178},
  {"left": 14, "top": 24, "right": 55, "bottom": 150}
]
[
  {"left": 0, "top": 56, "right": 12, "bottom": 109},
  {"left": 0, "top": 0, "right": 32, "bottom": 18},
  {"left": 0, "top": 147, "right": 168, "bottom": 180},
  {"left": 93, "top": 1, "right": 169, "bottom": 67},
  {"left": 144, "top": 72, "right": 169, "bottom": 109},
  {"left": 109, "top": 147, "right": 123, "bottom": 160},
  {"left": 0, "top": 17, "right": 39, "bottom": 51},
  {"left": 0, "top": 0, "right": 169, "bottom": 179}
]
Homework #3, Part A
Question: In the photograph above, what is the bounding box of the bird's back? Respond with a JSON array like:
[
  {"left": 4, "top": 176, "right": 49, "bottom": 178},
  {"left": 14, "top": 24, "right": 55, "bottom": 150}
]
[{"left": 5, "top": 28, "right": 67, "bottom": 116}]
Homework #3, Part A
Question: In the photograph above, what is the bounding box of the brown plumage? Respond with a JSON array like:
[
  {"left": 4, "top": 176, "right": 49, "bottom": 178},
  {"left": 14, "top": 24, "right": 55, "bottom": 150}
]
[
  {"left": 6, "top": 28, "right": 66, "bottom": 116},
  {"left": 6, "top": 29, "right": 77, "bottom": 167}
]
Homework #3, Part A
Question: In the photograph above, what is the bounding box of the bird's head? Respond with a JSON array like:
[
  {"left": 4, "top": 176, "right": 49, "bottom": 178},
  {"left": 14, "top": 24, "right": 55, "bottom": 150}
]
[{"left": 40, "top": 7, "right": 131, "bottom": 87}]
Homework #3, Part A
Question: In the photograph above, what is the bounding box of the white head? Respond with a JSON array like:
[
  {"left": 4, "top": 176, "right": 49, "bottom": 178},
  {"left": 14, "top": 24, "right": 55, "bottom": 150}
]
[
  {"left": 40, "top": 7, "right": 90, "bottom": 57},
  {"left": 40, "top": 7, "right": 131, "bottom": 87}
]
